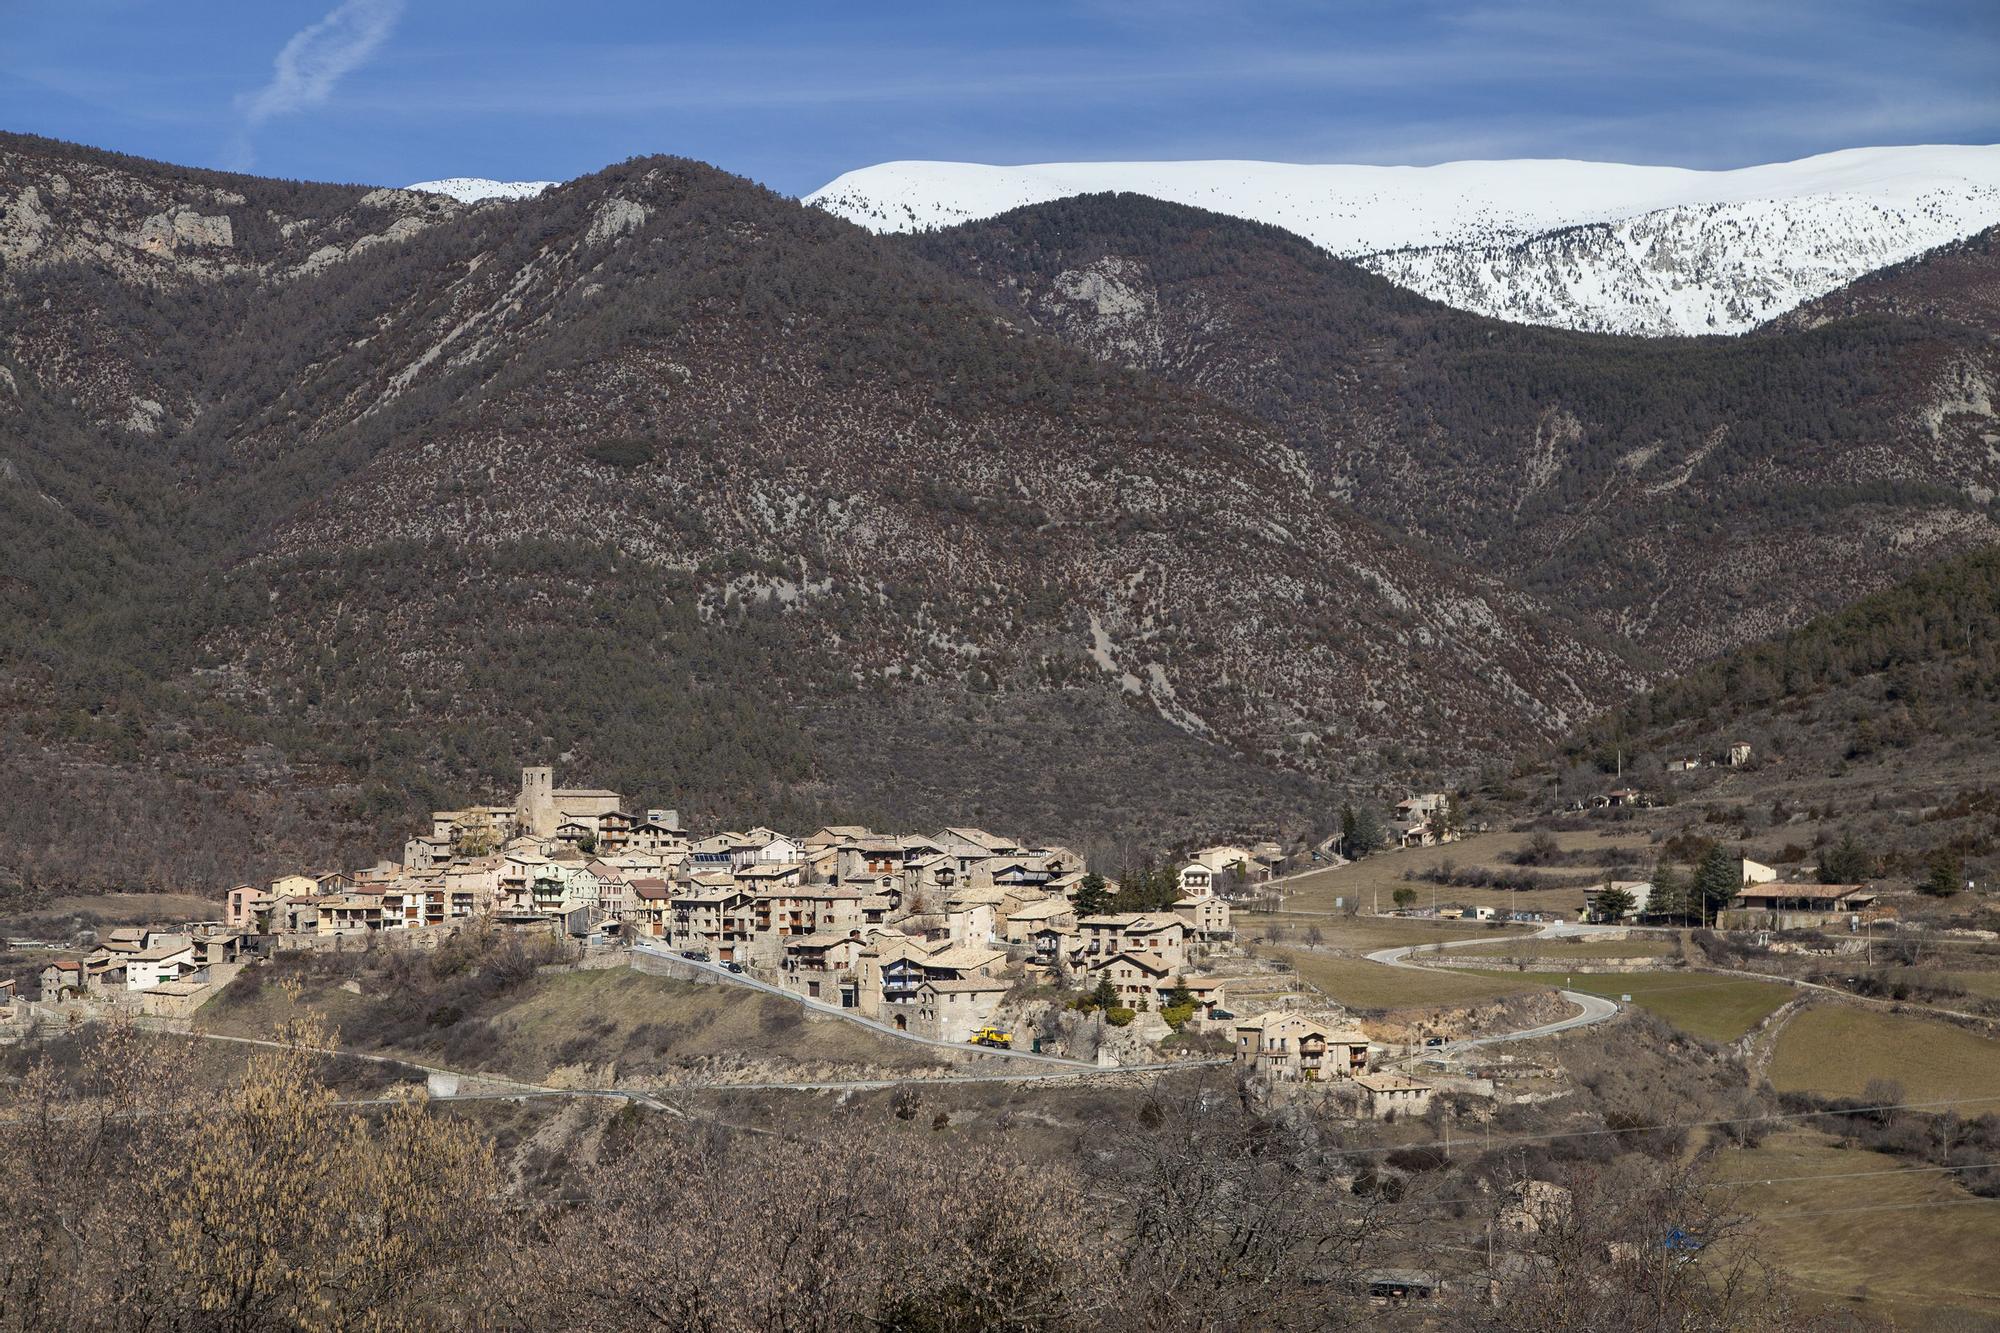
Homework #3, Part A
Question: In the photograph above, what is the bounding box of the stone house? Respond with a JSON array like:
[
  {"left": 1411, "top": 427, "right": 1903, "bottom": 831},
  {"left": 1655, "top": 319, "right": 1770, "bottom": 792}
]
[
  {"left": 40, "top": 959, "right": 82, "bottom": 1003},
  {"left": 1353, "top": 1071, "right": 1434, "bottom": 1119},
  {"left": 1077, "top": 913, "right": 1189, "bottom": 972},
  {"left": 914, "top": 978, "right": 1013, "bottom": 1042},
  {"left": 1001, "top": 896, "right": 1077, "bottom": 945},
  {"left": 1090, "top": 951, "right": 1172, "bottom": 1009},
  {"left": 1172, "top": 895, "right": 1232, "bottom": 942},
  {"left": 667, "top": 886, "right": 755, "bottom": 962},
  {"left": 1234, "top": 1013, "right": 1372, "bottom": 1083}
]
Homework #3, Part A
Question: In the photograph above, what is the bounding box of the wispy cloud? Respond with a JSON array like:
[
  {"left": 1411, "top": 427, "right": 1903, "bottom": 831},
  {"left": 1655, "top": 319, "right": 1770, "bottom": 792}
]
[{"left": 228, "top": 0, "right": 403, "bottom": 166}]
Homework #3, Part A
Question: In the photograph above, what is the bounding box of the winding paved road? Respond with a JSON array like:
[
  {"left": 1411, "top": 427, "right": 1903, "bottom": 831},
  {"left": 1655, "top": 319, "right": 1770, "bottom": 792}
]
[{"left": 1362, "top": 921, "right": 1625, "bottom": 1054}]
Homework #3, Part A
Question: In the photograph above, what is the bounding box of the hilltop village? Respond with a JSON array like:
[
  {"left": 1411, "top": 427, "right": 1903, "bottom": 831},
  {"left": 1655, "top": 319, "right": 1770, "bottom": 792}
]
[{"left": 30, "top": 768, "right": 1453, "bottom": 1104}]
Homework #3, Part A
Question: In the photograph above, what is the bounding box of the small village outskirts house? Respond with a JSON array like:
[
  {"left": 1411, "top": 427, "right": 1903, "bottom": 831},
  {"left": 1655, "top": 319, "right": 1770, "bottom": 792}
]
[
  {"left": 914, "top": 977, "right": 1013, "bottom": 1043},
  {"left": 39, "top": 959, "right": 83, "bottom": 1003},
  {"left": 1581, "top": 880, "right": 1652, "bottom": 924},
  {"left": 1722, "top": 882, "right": 1876, "bottom": 930},
  {"left": 1233, "top": 1012, "right": 1371, "bottom": 1082}
]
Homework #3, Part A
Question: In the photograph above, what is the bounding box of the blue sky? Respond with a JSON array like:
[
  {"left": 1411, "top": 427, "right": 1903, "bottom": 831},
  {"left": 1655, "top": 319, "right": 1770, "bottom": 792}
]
[{"left": 5, "top": 0, "right": 1997, "bottom": 196}]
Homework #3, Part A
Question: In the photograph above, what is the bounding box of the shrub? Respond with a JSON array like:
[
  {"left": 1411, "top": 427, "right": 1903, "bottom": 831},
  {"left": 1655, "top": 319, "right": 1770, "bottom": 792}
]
[
  {"left": 580, "top": 436, "right": 656, "bottom": 468},
  {"left": 1160, "top": 1002, "right": 1196, "bottom": 1030},
  {"left": 1104, "top": 1007, "right": 1137, "bottom": 1027}
]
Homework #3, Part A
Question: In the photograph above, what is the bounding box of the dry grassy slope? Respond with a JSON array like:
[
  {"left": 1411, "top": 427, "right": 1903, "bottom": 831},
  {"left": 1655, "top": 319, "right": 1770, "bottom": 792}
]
[
  {"left": 0, "top": 139, "right": 1650, "bottom": 880},
  {"left": 196, "top": 963, "right": 942, "bottom": 1086},
  {"left": 910, "top": 196, "right": 2000, "bottom": 665}
]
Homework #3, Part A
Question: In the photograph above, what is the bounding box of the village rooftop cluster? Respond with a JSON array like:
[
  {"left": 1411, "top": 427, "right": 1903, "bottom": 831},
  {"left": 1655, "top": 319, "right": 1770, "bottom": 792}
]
[{"left": 25, "top": 771, "right": 1486, "bottom": 1111}]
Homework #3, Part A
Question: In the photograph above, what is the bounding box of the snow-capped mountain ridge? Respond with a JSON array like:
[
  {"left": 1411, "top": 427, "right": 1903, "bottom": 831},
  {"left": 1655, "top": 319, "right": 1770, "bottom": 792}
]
[
  {"left": 405, "top": 177, "right": 557, "bottom": 203},
  {"left": 808, "top": 146, "right": 2000, "bottom": 335}
]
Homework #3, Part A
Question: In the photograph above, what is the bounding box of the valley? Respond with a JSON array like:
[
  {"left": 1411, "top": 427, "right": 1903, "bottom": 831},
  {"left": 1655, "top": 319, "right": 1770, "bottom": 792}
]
[{"left": 5, "top": 118, "right": 2000, "bottom": 1332}]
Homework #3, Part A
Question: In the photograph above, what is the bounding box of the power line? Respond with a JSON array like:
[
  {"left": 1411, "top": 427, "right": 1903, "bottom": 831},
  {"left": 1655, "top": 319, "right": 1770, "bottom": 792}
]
[
  {"left": 1716, "top": 1161, "right": 2000, "bottom": 1189},
  {"left": 1323, "top": 1093, "right": 2000, "bottom": 1160},
  {"left": 1750, "top": 1197, "right": 2000, "bottom": 1222}
]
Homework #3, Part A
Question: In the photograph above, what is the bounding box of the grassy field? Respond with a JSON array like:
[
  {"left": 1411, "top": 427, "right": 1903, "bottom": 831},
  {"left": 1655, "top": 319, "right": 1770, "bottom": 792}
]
[
  {"left": 1942, "top": 971, "right": 2000, "bottom": 1001},
  {"left": 199, "top": 964, "right": 939, "bottom": 1084},
  {"left": 1717, "top": 1130, "right": 2000, "bottom": 1326},
  {"left": 1239, "top": 913, "right": 1530, "bottom": 951},
  {"left": 1450, "top": 938, "right": 1676, "bottom": 960},
  {"left": 1274, "top": 828, "right": 1653, "bottom": 917},
  {"left": 1768, "top": 1004, "right": 2000, "bottom": 1104},
  {"left": 1260, "top": 946, "right": 1548, "bottom": 1011},
  {"left": 1476, "top": 970, "right": 1792, "bottom": 1042},
  {"left": 3, "top": 892, "right": 224, "bottom": 933}
]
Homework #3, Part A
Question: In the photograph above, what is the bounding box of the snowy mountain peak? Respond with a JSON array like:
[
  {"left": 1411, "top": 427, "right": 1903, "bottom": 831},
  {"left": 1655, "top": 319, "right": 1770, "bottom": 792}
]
[
  {"left": 405, "top": 177, "right": 557, "bottom": 203},
  {"left": 807, "top": 146, "right": 2000, "bottom": 336}
]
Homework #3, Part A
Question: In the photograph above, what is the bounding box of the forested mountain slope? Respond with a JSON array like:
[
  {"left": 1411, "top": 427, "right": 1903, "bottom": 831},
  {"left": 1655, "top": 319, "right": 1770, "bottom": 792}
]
[
  {"left": 0, "top": 134, "right": 1642, "bottom": 892},
  {"left": 908, "top": 195, "right": 2000, "bottom": 662},
  {"left": 1546, "top": 545, "right": 2000, "bottom": 886},
  {"left": 1770, "top": 224, "right": 2000, "bottom": 334},
  {"left": 1575, "top": 544, "right": 2000, "bottom": 759}
]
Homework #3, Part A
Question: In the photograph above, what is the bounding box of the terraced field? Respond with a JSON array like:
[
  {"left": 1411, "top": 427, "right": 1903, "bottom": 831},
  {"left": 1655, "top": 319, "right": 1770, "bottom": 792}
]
[
  {"left": 1451, "top": 938, "right": 1676, "bottom": 960},
  {"left": 1717, "top": 1130, "right": 2000, "bottom": 1327},
  {"left": 1241, "top": 913, "right": 1530, "bottom": 951},
  {"left": 1273, "top": 829, "right": 1653, "bottom": 917},
  {"left": 1476, "top": 970, "right": 1792, "bottom": 1042},
  {"left": 1768, "top": 1004, "right": 2000, "bottom": 1104},
  {"left": 1262, "top": 947, "right": 1549, "bottom": 1011}
]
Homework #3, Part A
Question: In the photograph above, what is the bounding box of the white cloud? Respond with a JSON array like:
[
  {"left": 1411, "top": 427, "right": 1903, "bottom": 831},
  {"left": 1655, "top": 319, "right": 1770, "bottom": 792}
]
[{"left": 236, "top": 0, "right": 403, "bottom": 132}]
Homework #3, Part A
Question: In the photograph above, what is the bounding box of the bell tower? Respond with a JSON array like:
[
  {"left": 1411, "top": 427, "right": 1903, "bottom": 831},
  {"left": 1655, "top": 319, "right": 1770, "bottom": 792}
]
[{"left": 518, "top": 766, "right": 556, "bottom": 837}]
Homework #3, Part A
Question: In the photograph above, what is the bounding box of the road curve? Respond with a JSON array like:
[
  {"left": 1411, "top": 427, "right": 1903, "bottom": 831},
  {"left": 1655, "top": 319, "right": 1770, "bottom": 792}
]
[{"left": 1361, "top": 921, "right": 1624, "bottom": 1054}]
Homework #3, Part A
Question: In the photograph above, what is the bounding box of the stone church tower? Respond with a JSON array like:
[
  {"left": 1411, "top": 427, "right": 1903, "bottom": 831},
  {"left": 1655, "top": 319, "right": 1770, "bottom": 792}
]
[{"left": 517, "top": 766, "right": 557, "bottom": 837}]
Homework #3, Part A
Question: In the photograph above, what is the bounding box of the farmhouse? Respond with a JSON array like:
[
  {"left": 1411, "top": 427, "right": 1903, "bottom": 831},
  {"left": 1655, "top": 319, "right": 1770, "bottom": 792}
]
[
  {"left": 1353, "top": 1071, "right": 1434, "bottom": 1119},
  {"left": 1723, "top": 882, "right": 1877, "bottom": 930},
  {"left": 1234, "top": 1013, "right": 1372, "bottom": 1083}
]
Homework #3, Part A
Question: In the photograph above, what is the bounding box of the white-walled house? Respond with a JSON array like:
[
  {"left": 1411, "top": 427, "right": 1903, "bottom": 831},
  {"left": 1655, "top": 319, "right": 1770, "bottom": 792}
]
[
  {"left": 1178, "top": 863, "right": 1217, "bottom": 896},
  {"left": 126, "top": 940, "right": 198, "bottom": 991}
]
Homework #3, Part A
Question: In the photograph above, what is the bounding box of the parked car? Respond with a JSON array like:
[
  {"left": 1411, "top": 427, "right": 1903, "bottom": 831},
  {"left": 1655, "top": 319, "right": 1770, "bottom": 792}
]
[
  {"left": 719, "top": 961, "right": 744, "bottom": 974},
  {"left": 681, "top": 949, "right": 711, "bottom": 962}
]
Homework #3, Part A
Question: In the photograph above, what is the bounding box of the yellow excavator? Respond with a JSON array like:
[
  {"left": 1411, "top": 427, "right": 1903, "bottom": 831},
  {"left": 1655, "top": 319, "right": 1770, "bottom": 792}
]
[{"left": 969, "top": 1026, "right": 1013, "bottom": 1049}]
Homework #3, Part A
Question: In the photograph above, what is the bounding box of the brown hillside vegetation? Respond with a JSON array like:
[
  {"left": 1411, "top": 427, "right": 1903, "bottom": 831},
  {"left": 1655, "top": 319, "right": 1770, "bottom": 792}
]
[
  {"left": 2, "top": 1014, "right": 1861, "bottom": 1332},
  {"left": 912, "top": 194, "right": 2000, "bottom": 664},
  {"left": 1547, "top": 544, "right": 2000, "bottom": 890},
  {"left": 1, "top": 133, "right": 1645, "bottom": 894}
]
